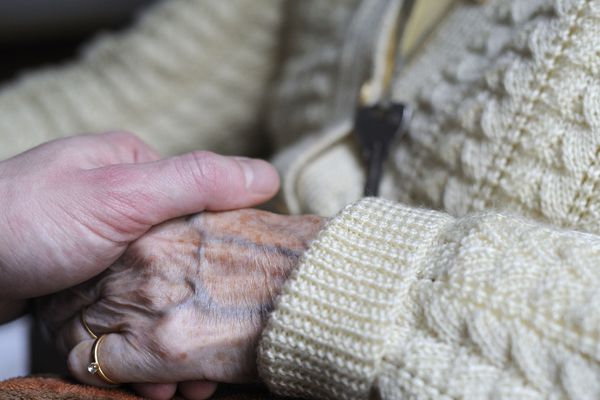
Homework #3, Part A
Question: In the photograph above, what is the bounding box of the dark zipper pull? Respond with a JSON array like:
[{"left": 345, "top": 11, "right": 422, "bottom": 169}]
[
  {"left": 353, "top": 102, "right": 410, "bottom": 197},
  {"left": 351, "top": 0, "right": 416, "bottom": 197}
]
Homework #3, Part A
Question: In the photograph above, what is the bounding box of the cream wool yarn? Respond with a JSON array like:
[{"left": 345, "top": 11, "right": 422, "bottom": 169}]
[
  {"left": 259, "top": 0, "right": 600, "bottom": 399},
  {"left": 260, "top": 198, "right": 600, "bottom": 399},
  {"left": 1, "top": 0, "right": 600, "bottom": 399},
  {"left": 270, "top": 0, "right": 600, "bottom": 232},
  {"left": 0, "top": 0, "right": 283, "bottom": 160}
]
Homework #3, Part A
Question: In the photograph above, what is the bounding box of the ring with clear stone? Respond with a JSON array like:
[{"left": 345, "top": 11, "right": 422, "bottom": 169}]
[{"left": 87, "top": 334, "right": 118, "bottom": 385}]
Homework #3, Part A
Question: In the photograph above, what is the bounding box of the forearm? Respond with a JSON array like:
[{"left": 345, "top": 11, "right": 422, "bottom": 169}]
[{"left": 259, "top": 198, "right": 600, "bottom": 399}]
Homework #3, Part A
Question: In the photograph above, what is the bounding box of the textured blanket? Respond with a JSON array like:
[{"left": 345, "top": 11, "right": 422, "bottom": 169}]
[{"left": 0, "top": 376, "right": 278, "bottom": 400}]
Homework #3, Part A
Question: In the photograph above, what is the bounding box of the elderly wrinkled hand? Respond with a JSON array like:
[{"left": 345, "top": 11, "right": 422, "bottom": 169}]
[{"left": 40, "top": 209, "right": 326, "bottom": 396}]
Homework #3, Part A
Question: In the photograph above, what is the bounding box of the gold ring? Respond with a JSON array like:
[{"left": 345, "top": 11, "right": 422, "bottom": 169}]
[
  {"left": 87, "top": 334, "right": 118, "bottom": 385},
  {"left": 80, "top": 309, "right": 97, "bottom": 340}
]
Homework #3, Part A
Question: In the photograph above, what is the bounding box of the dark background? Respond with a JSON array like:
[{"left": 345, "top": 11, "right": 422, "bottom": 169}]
[{"left": 0, "top": 1, "right": 157, "bottom": 83}]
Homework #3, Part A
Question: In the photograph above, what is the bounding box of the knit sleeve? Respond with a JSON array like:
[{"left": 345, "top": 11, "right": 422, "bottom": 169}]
[
  {"left": 0, "top": 0, "right": 283, "bottom": 160},
  {"left": 258, "top": 197, "right": 600, "bottom": 399}
]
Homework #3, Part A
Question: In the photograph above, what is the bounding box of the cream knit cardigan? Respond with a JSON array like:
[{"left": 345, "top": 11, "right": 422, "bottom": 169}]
[{"left": 2, "top": 0, "right": 600, "bottom": 399}]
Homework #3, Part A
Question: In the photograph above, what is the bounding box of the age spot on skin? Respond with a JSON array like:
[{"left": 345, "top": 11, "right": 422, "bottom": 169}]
[{"left": 215, "top": 351, "right": 230, "bottom": 363}]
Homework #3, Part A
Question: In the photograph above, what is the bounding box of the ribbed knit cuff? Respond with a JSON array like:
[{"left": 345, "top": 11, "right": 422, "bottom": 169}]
[{"left": 257, "top": 198, "right": 454, "bottom": 399}]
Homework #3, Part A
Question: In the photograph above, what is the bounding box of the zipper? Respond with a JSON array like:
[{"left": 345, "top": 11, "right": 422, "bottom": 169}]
[
  {"left": 352, "top": 0, "right": 417, "bottom": 196},
  {"left": 277, "top": 0, "right": 425, "bottom": 211}
]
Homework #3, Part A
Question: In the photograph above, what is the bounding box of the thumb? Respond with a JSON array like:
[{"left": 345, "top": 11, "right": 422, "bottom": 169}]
[{"left": 87, "top": 151, "right": 280, "bottom": 227}]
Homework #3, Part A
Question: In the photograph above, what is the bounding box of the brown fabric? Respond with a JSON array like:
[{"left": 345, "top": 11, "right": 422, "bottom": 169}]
[{"left": 0, "top": 376, "right": 281, "bottom": 400}]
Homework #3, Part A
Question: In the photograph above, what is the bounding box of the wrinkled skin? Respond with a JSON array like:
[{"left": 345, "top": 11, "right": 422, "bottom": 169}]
[
  {"left": 40, "top": 209, "right": 326, "bottom": 389},
  {"left": 0, "top": 131, "right": 280, "bottom": 400},
  {"left": 0, "top": 132, "right": 279, "bottom": 301}
]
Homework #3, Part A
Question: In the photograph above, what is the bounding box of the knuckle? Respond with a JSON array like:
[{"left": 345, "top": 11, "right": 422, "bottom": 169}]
[
  {"left": 43, "top": 136, "right": 86, "bottom": 162},
  {"left": 88, "top": 165, "right": 133, "bottom": 189},
  {"left": 103, "top": 131, "right": 150, "bottom": 158},
  {"left": 83, "top": 166, "right": 152, "bottom": 229},
  {"left": 102, "top": 130, "right": 141, "bottom": 145},
  {"left": 176, "top": 151, "right": 223, "bottom": 192}
]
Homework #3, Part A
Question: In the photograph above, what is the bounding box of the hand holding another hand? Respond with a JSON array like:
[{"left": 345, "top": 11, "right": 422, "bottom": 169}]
[
  {"left": 41, "top": 209, "right": 326, "bottom": 398},
  {"left": 0, "top": 132, "right": 279, "bottom": 299}
]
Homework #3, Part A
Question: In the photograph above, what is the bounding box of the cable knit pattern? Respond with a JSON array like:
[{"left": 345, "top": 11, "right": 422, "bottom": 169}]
[
  {"left": 0, "top": 0, "right": 283, "bottom": 160},
  {"left": 259, "top": 0, "right": 600, "bottom": 399},
  {"left": 2, "top": 0, "right": 600, "bottom": 398},
  {"left": 269, "top": 0, "right": 600, "bottom": 234},
  {"left": 392, "top": 0, "right": 600, "bottom": 232},
  {"left": 260, "top": 198, "right": 600, "bottom": 399}
]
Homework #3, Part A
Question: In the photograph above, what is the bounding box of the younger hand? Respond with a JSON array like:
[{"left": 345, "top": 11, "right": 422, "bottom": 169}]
[{"left": 0, "top": 132, "right": 279, "bottom": 299}]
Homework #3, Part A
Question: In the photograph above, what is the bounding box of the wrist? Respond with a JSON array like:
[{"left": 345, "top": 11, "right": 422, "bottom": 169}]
[
  {"left": 251, "top": 215, "right": 327, "bottom": 379},
  {"left": 263, "top": 214, "right": 328, "bottom": 318},
  {"left": 271, "top": 215, "right": 329, "bottom": 302}
]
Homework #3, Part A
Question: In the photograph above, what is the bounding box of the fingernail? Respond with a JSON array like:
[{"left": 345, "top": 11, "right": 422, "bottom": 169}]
[{"left": 235, "top": 157, "right": 279, "bottom": 194}]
